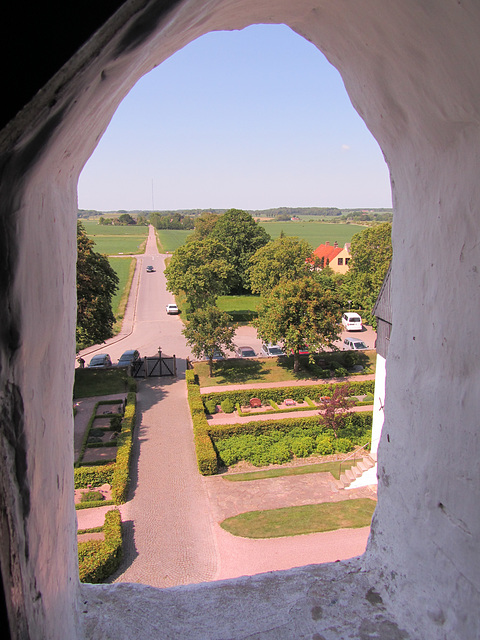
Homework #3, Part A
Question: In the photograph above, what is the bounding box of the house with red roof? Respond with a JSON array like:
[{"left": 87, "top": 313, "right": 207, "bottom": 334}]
[{"left": 310, "top": 241, "right": 352, "bottom": 274}]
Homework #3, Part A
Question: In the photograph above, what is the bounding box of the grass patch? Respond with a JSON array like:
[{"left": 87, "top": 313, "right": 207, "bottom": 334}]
[
  {"left": 87, "top": 236, "right": 146, "bottom": 255},
  {"left": 220, "top": 498, "right": 376, "bottom": 538},
  {"left": 82, "top": 221, "right": 149, "bottom": 237},
  {"left": 195, "top": 351, "right": 375, "bottom": 387},
  {"left": 216, "top": 294, "right": 261, "bottom": 323},
  {"left": 109, "top": 257, "right": 135, "bottom": 318},
  {"left": 223, "top": 460, "right": 358, "bottom": 482},
  {"left": 259, "top": 221, "right": 364, "bottom": 249},
  {"left": 74, "top": 368, "right": 135, "bottom": 399},
  {"left": 156, "top": 229, "right": 194, "bottom": 252}
]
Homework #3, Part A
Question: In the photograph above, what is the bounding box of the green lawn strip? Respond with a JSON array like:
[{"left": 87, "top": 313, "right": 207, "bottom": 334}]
[
  {"left": 90, "top": 236, "right": 147, "bottom": 255},
  {"left": 194, "top": 351, "right": 375, "bottom": 387},
  {"left": 222, "top": 460, "right": 358, "bottom": 482},
  {"left": 259, "top": 221, "right": 364, "bottom": 249},
  {"left": 109, "top": 257, "right": 136, "bottom": 319},
  {"left": 74, "top": 368, "right": 135, "bottom": 399},
  {"left": 220, "top": 498, "right": 376, "bottom": 538},
  {"left": 156, "top": 229, "right": 194, "bottom": 252},
  {"left": 82, "top": 221, "right": 149, "bottom": 237}
]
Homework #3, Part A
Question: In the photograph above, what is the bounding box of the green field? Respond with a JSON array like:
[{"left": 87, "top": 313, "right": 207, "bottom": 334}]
[
  {"left": 153, "top": 221, "right": 363, "bottom": 253},
  {"left": 82, "top": 220, "right": 148, "bottom": 255},
  {"left": 81, "top": 220, "right": 149, "bottom": 237},
  {"left": 259, "top": 221, "right": 364, "bottom": 248},
  {"left": 109, "top": 257, "right": 135, "bottom": 317},
  {"left": 156, "top": 229, "right": 194, "bottom": 252}
]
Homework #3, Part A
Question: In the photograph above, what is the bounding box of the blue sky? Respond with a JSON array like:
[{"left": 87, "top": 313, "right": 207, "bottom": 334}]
[{"left": 78, "top": 24, "right": 392, "bottom": 212}]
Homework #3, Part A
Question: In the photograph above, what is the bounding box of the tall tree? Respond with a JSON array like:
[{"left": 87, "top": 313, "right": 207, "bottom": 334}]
[
  {"left": 189, "top": 211, "right": 221, "bottom": 240},
  {"left": 344, "top": 222, "right": 392, "bottom": 321},
  {"left": 164, "top": 238, "right": 235, "bottom": 309},
  {"left": 254, "top": 277, "right": 343, "bottom": 372},
  {"left": 76, "top": 221, "right": 119, "bottom": 350},
  {"left": 182, "top": 307, "right": 236, "bottom": 377},
  {"left": 249, "top": 236, "right": 312, "bottom": 295},
  {"left": 210, "top": 208, "right": 270, "bottom": 292}
]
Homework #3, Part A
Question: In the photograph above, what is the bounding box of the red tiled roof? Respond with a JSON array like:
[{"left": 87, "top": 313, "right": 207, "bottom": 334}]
[{"left": 311, "top": 243, "right": 342, "bottom": 264}]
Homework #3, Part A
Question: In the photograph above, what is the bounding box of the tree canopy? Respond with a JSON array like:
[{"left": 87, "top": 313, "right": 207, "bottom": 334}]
[
  {"left": 249, "top": 236, "right": 312, "bottom": 295},
  {"left": 254, "top": 277, "right": 343, "bottom": 372},
  {"left": 210, "top": 208, "right": 270, "bottom": 292},
  {"left": 76, "top": 221, "right": 119, "bottom": 350},
  {"left": 344, "top": 222, "right": 392, "bottom": 322},
  {"left": 182, "top": 307, "right": 236, "bottom": 377},
  {"left": 164, "top": 238, "right": 235, "bottom": 309}
]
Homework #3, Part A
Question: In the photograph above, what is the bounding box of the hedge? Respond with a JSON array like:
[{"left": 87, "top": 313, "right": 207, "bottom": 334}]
[
  {"left": 201, "top": 380, "right": 375, "bottom": 409},
  {"left": 186, "top": 370, "right": 218, "bottom": 475},
  {"left": 186, "top": 371, "right": 372, "bottom": 475},
  {"left": 78, "top": 508, "right": 122, "bottom": 583},
  {"left": 208, "top": 411, "right": 373, "bottom": 443},
  {"left": 74, "top": 391, "right": 136, "bottom": 504},
  {"left": 111, "top": 391, "right": 136, "bottom": 504}
]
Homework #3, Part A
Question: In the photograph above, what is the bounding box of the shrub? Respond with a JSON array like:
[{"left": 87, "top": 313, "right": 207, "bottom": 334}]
[
  {"left": 291, "top": 436, "right": 316, "bottom": 458},
  {"left": 187, "top": 375, "right": 218, "bottom": 474},
  {"left": 220, "top": 398, "right": 235, "bottom": 414},
  {"left": 335, "top": 437, "right": 354, "bottom": 453},
  {"left": 110, "top": 415, "right": 122, "bottom": 432},
  {"left": 204, "top": 399, "right": 217, "bottom": 415},
  {"left": 78, "top": 509, "right": 122, "bottom": 583},
  {"left": 316, "top": 435, "right": 335, "bottom": 455},
  {"left": 74, "top": 464, "right": 115, "bottom": 489}
]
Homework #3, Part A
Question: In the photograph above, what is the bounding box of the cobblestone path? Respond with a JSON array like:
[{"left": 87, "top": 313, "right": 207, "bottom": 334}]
[{"left": 109, "top": 377, "right": 217, "bottom": 587}]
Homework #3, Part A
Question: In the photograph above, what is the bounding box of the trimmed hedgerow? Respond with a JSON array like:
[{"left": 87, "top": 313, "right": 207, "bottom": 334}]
[
  {"left": 74, "top": 464, "right": 115, "bottom": 489},
  {"left": 186, "top": 370, "right": 218, "bottom": 475},
  {"left": 111, "top": 392, "right": 136, "bottom": 504},
  {"left": 78, "top": 509, "right": 122, "bottom": 583},
  {"left": 201, "top": 380, "right": 374, "bottom": 408}
]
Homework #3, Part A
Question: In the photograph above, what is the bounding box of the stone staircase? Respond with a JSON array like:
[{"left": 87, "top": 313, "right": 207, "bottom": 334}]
[{"left": 336, "top": 454, "right": 377, "bottom": 489}]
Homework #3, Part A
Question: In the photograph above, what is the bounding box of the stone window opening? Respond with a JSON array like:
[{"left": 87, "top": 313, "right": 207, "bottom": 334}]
[{"left": 1, "top": 2, "right": 479, "bottom": 639}]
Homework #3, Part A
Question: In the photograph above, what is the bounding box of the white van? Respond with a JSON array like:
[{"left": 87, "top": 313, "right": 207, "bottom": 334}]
[{"left": 342, "top": 312, "right": 363, "bottom": 331}]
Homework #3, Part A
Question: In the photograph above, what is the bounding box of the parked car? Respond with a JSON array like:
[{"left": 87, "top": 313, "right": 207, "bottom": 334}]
[
  {"left": 235, "top": 346, "right": 256, "bottom": 358},
  {"left": 261, "top": 343, "right": 286, "bottom": 357},
  {"left": 88, "top": 353, "right": 112, "bottom": 368},
  {"left": 117, "top": 349, "right": 140, "bottom": 367},
  {"left": 146, "top": 265, "right": 155, "bottom": 272},
  {"left": 342, "top": 312, "right": 363, "bottom": 331},
  {"left": 166, "top": 303, "right": 179, "bottom": 314},
  {"left": 211, "top": 349, "right": 225, "bottom": 360},
  {"left": 343, "top": 337, "right": 368, "bottom": 350}
]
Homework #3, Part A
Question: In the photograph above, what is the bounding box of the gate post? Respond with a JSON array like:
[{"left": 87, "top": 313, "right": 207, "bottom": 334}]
[{"left": 173, "top": 355, "right": 177, "bottom": 377}]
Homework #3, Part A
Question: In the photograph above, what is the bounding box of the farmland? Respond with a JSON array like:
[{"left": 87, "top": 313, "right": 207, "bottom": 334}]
[
  {"left": 82, "top": 220, "right": 148, "bottom": 255},
  {"left": 258, "top": 221, "right": 364, "bottom": 248}
]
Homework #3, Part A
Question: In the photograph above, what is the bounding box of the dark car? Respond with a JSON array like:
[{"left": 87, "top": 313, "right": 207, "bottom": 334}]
[
  {"left": 235, "top": 346, "right": 256, "bottom": 358},
  {"left": 117, "top": 349, "right": 140, "bottom": 367},
  {"left": 88, "top": 353, "right": 112, "bottom": 368},
  {"left": 146, "top": 265, "right": 155, "bottom": 272}
]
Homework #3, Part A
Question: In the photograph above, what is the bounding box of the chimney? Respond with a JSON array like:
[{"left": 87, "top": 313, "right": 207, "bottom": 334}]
[
  {"left": 325, "top": 241, "right": 330, "bottom": 246},
  {"left": 334, "top": 241, "right": 338, "bottom": 248}
]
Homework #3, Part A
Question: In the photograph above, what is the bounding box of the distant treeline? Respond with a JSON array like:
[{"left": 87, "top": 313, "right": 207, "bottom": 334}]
[{"left": 78, "top": 206, "right": 393, "bottom": 226}]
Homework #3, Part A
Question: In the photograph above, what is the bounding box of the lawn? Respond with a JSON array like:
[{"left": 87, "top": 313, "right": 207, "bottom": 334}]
[
  {"left": 216, "top": 294, "right": 261, "bottom": 323},
  {"left": 156, "top": 229, "right": 194, "bottom": 252},
  {"left": 87, "top": 235, "right": 147, "bottom": 255},
  {"left": 194, "top": 351, "right": 375, "bottom": 387},
  {"left": 220, "top": 498, "right": 376, "bottom": 538},
  {"left": 109, "top": 257, "right": 135, "bottom": 317},
  {"left": 81, "top": 221, "right": 149, "bottom": 237},
  {"left": 74, "top": 368, "right": 135, "bottom": 398},
  {"left": 259, "top": 221, "right": 364, "bottom": 249},
  {"left": 223, "top": 459, "right": 358, "bottom": 482}
]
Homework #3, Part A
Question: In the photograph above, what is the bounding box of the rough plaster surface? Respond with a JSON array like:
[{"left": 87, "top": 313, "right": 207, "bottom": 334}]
[
  {"left": 371, "top": 354, "right": 386, "bottom": 457},
  {"left": 1, "top": 0, "right": 480, "bottom": 639}
]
